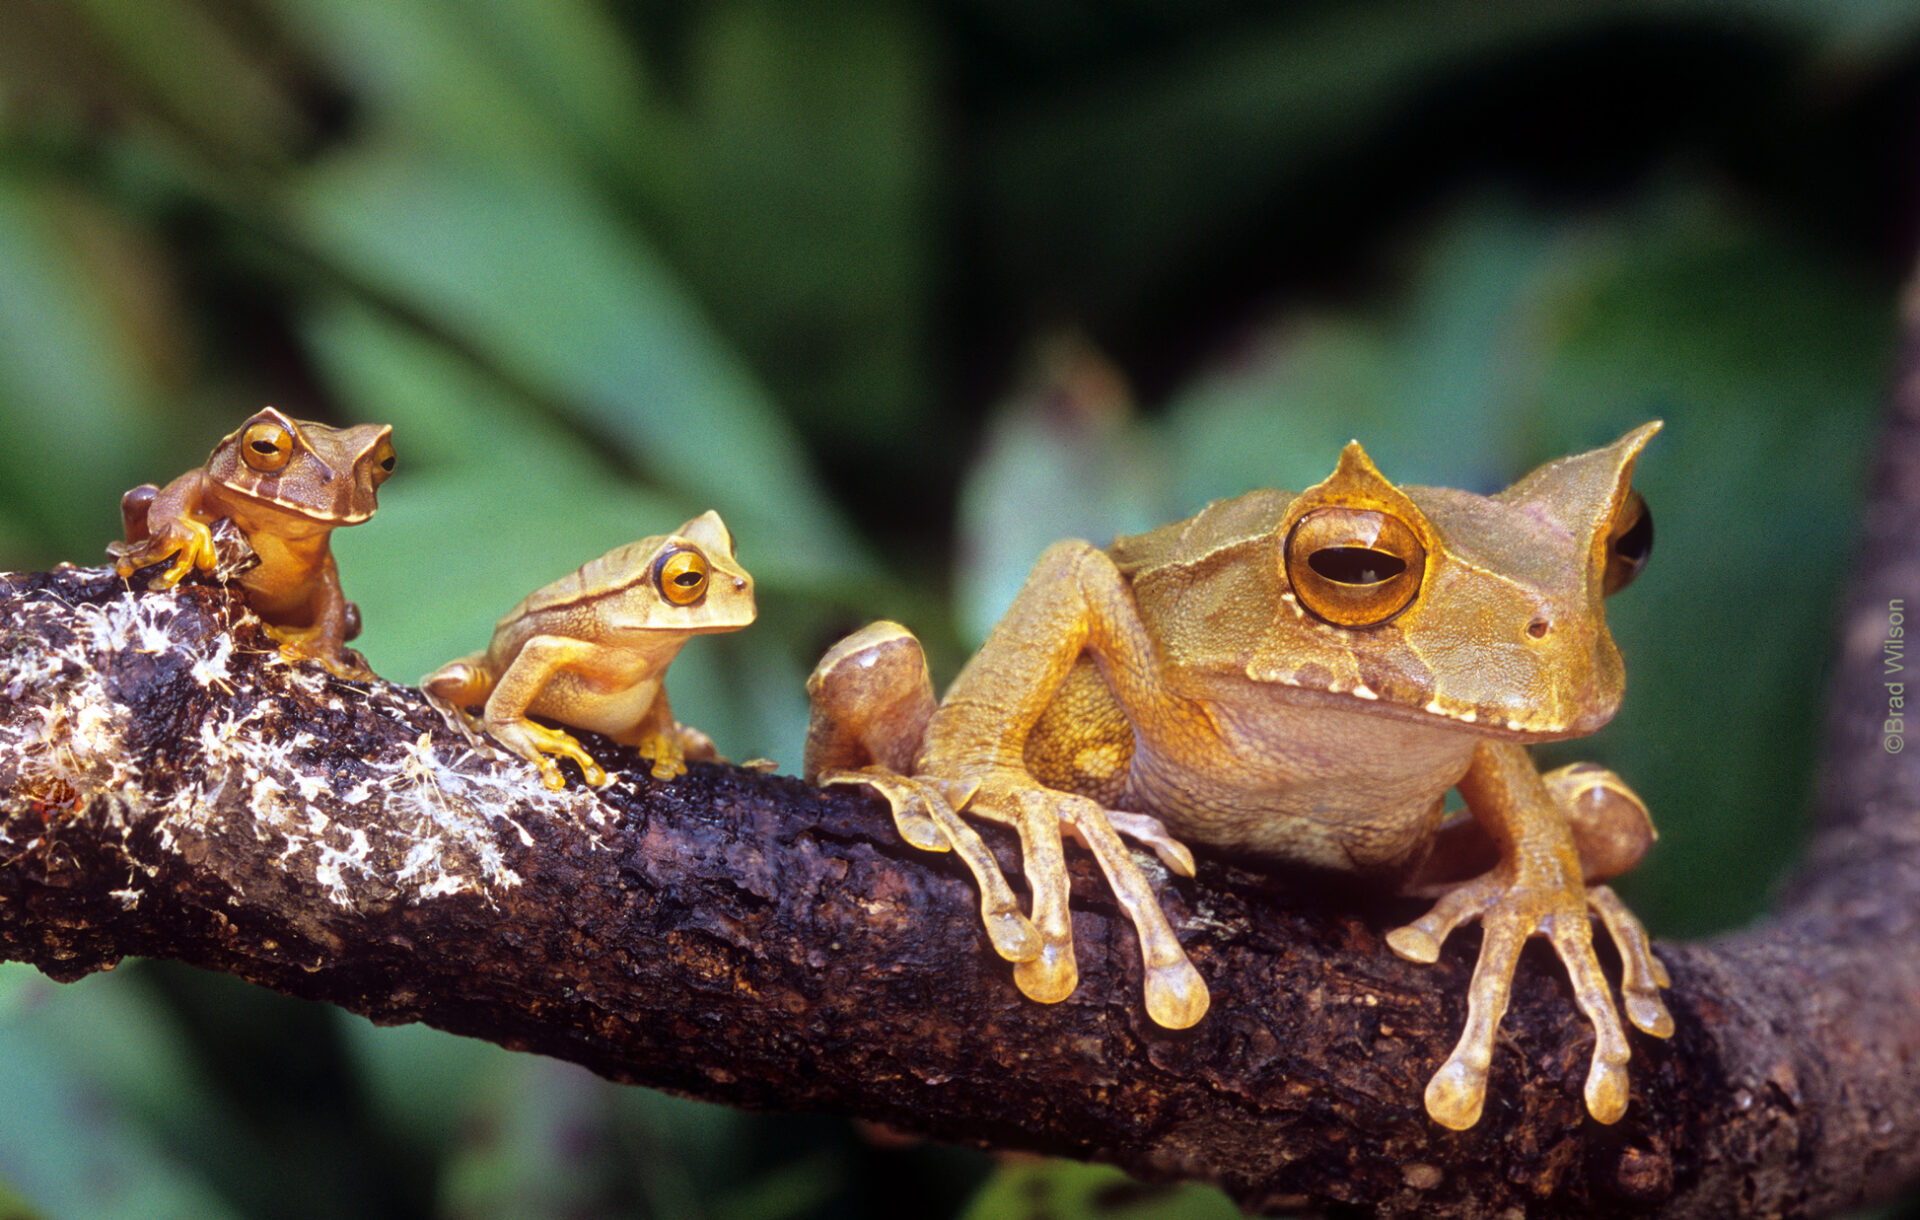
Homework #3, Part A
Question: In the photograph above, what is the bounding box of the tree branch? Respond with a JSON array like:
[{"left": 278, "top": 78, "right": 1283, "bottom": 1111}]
[{"left": 3, "top": 354, "right": 1918, "bottom": 1216}]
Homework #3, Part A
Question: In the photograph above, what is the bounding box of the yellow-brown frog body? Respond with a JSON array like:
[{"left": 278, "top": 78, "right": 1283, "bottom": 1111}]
[
  {"left": 424, "top": 512, "right": 755, "bottom": 790},
  {"left": 806, "top": 423, "right": 1667, "bottom": 1130},
  {"left": 112, "top": 407, "right": 396, "bottom": 678},
  {"left": 1064, "top": 474, "right": 1629, "bottom": 872},
  {"left": 1112, "top": 687, "right": 1475, "bottom": 871}
]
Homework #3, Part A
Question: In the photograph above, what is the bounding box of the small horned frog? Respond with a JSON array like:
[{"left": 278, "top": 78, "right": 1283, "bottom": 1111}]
[
  {"left": 423, "top": 512, "right": 756, "bottom": 790},
  {"left": 111, "top": 406, "right": 396, "bottom": 679},
  {"left": 805, "top": 424, "right": 1669, "bottom": 1129}
]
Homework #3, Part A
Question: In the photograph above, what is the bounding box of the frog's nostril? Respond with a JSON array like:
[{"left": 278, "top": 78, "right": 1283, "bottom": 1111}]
[{"left": 1526, "top": 618, "right": 1551, "bottom": 640}]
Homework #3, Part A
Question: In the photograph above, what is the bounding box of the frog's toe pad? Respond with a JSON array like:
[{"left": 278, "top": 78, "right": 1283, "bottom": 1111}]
[
  {"left": 1385, "top": 924, "right": 1442, "bottom": 964},
  {"left": 1585, "top": 1058, "right": 1630, "bottom": 1125},
  {"left": 1424, "top": 1056, "right": 1488, "bottom": 1131},
  {"left": 1627, "top": 990, "right": 1674, "bottom": 1038},
  {"left": 985, "top": 909, "right": 1042, "bottom": 963},
  {"left": 1144, "top": 957, "right": 1209, "bottom": 1029},
  {"left": 1013, "top": 941, "right": 1078, "bottom": 1004}
]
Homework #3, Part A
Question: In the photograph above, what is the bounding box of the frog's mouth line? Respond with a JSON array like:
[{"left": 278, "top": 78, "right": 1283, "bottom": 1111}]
[{"left": 1257, "top": 672, "right": 1610, "bottom": 742}]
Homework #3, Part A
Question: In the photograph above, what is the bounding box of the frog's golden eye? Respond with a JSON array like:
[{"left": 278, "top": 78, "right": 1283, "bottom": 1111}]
[
  {"left": 241, "top": 421, "right": 294, "bottom": 473},
  {"left": 656, "top": 547, "right": 709, "bottom": 606},
  {"left": 1602, "top": 488, "right": 1653, "bottom": 596},
  {"left": 1284, "top": 508, "right": 1425, "bottom": 628},
  {"left": 369, "top": 437, "right": 398, "bottom": 486}
]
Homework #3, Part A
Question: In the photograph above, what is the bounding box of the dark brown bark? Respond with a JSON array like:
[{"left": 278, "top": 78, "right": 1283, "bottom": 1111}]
[{"left": 2, "top": 357, "right": 1918, "bottom": 1217}]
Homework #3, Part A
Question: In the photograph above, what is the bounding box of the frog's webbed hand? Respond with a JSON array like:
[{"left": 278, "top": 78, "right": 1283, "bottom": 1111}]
[
  {"left": 928, "top": 767, "right": 1209, "bottom": 1029},
  {"left": 805, "top": 622, "right": 1041, "bottom": 964},
  {"left": 815, "top": 766, "right": 1042, "bottom": 964},
  {"left": 917, "top": 540, "right": 1211, "bottom": 1030},
  {"left": 110, "top": 473, "right": 220, "bottom": 589},
  {"left": 449, "top": 636, "right": 609, "bottom": 789},
  {"left": 1386, "top": 742, "right": 1671, "bottom": 1130},
  {"left": 112, "top": 512, "right": 219, "bottom": 589}
]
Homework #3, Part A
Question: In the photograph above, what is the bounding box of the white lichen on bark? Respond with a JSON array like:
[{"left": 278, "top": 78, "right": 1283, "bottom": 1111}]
[{"left": 0, "top": 565, "right": 616, "bottom": 911}]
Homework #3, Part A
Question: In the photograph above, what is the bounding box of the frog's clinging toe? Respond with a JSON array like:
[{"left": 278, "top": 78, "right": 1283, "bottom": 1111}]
[
  {"left": 1627, "top": 991, "right": 1674, "bottom": 1038},
  {"left": 985, "top": 909, "right": 1043, "bottom": 963},
  {"left": 1425, "top": 1054, "right": 1489, "bottom": 1131},
  {"left": 1386, "top": 925, "right": 1442, "bottom": 964},
  {"left": 1585, "top": 1057, "right": 1630, "bottom": 1125},
  {"left": 1144, "top": 957, "right": 1209, "bottom": 1029},
  {"left": 1014, "top": 941, "right": 1078, "bottom": 1004}
]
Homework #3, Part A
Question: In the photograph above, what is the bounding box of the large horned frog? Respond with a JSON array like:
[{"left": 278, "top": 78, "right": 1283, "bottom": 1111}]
[{"left": 806, "top": 424, "right": 1669, "bottom": 1128}]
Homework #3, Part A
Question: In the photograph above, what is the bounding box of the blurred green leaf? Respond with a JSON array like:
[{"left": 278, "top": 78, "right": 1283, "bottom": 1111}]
[
  {"left": 676, "top": 0, "right": 933, "bottom": 449},
  {"left": 0, "top": 1174, "right": 49, "bottom": 1220},
  {"left": 955, "top": 332, "right": 1167, "bottom": 646},
  {"left": 63, "top": 0, "right": 307, "bottom": 164},
  {"left": 0, "top": 967, "right": 243, "bottom": 1220},
  {"left": 0, "top": 172, "right": 184, "bottom": 566},
  {"left": 285, "top": 133, "right": 869, "bottom": 584},
  {"left": 434, "top": 1055, "right": 620, "bottom": 1220},
  {"left": 959, "top": 1159, "right": 1239, "bottom": 1220}
]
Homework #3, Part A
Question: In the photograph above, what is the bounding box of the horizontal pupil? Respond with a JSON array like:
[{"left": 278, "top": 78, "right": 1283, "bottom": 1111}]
[
  {"left": 674, "top": 571, "right": 702, "bottom": 586},
  {"left": 1308, "top": 546, "right": 1405, "bottom": 586}
]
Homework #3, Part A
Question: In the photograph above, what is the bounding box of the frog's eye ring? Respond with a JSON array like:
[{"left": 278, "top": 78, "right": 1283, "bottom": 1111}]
[
  {"left": 1284, "top": 508, "right": 1424, "bottom": 628},
  {"left": 369, "top": 437, "right": 398, "bottom": 486},
  {"left": 241, "top": 421, "right": 294, "bottom": 473},
  {"left": 656, "top": 547, "right": 710, "bottom": 606},
  {"left": 1601, "top": 489, "right": 1653, "bottom": 596}
]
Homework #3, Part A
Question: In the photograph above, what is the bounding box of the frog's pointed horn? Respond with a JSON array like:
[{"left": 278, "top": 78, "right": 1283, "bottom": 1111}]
[
  {"left": 1294, "top": 439, "right": 1433, "bottom": 533},
  {"left": 677, "top": 510, "right": 735, "bottom": 557},
  {"left": 1498, "top": 421, "right": 1662, "bottom": 544}
]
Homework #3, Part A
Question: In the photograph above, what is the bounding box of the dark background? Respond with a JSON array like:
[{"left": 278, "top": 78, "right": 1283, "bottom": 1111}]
[{"left": 0, "top": 2, "right": 1914, "bottom": 1217}]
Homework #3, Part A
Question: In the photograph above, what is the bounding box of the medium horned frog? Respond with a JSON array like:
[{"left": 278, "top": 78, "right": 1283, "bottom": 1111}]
[
  {"left": 111, "top": 406, "right": 396, "bottom": 679},
  {"left": 423, "top": 512, "right": 755, "bottom": 789},
  {"left": 804, "top": 424, "right": 1669, "bottom": 1129}
]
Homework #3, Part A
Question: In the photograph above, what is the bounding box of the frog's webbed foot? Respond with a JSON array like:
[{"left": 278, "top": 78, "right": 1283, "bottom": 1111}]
[
  {"left": 263, "top": 623, "right": 374, "bottom": 681},
  {"left": 818, "top": 767, "right": 1041, "bottom": 964},
  {"left": 1386, "top": 867, "right": 1672, "bottom": 1129},
  {"left": 487, "top": 717, "right": 608, "bottom": 789},
  {"left": 937, "top": 770, "right": 1209, "bottom": 1030},
  {"left": 635, "top": 729, "right": 693, "bottom": 780}
]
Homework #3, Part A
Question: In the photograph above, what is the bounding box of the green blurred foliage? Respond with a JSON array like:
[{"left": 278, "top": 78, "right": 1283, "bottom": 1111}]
[{"left": 1, "top": 0, "right": 1916, "bottom": 1216}]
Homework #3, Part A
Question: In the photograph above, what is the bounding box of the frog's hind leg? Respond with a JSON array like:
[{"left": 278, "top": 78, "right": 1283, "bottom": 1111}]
[
  {"left": 421, "top": 654, "right": 496, "bottom": 746},
  {"left": 805, "top": 622, "right": 1041, "bottom": 964},
  {"left": 804, "top": 621, "right": 935, "bottom": 777}
]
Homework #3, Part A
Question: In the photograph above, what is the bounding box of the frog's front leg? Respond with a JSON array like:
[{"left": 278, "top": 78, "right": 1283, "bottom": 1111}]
[
  {"left": 915, "top": 540, "right": 1210, "bottom": 1030},
  {"left": 471, "top": 636, "right": 610, "bottom": 789},
  {"left": 110, "top": 472, "right": 219, "bottom": 589},
  {"left": 1386, "top": 741, "right": 1672, "bottom": 1129}
]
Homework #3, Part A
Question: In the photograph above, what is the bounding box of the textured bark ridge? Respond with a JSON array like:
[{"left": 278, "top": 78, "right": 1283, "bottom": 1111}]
[{"left": 2, "top": 378, "right": 1918, "bottom": 1216}]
